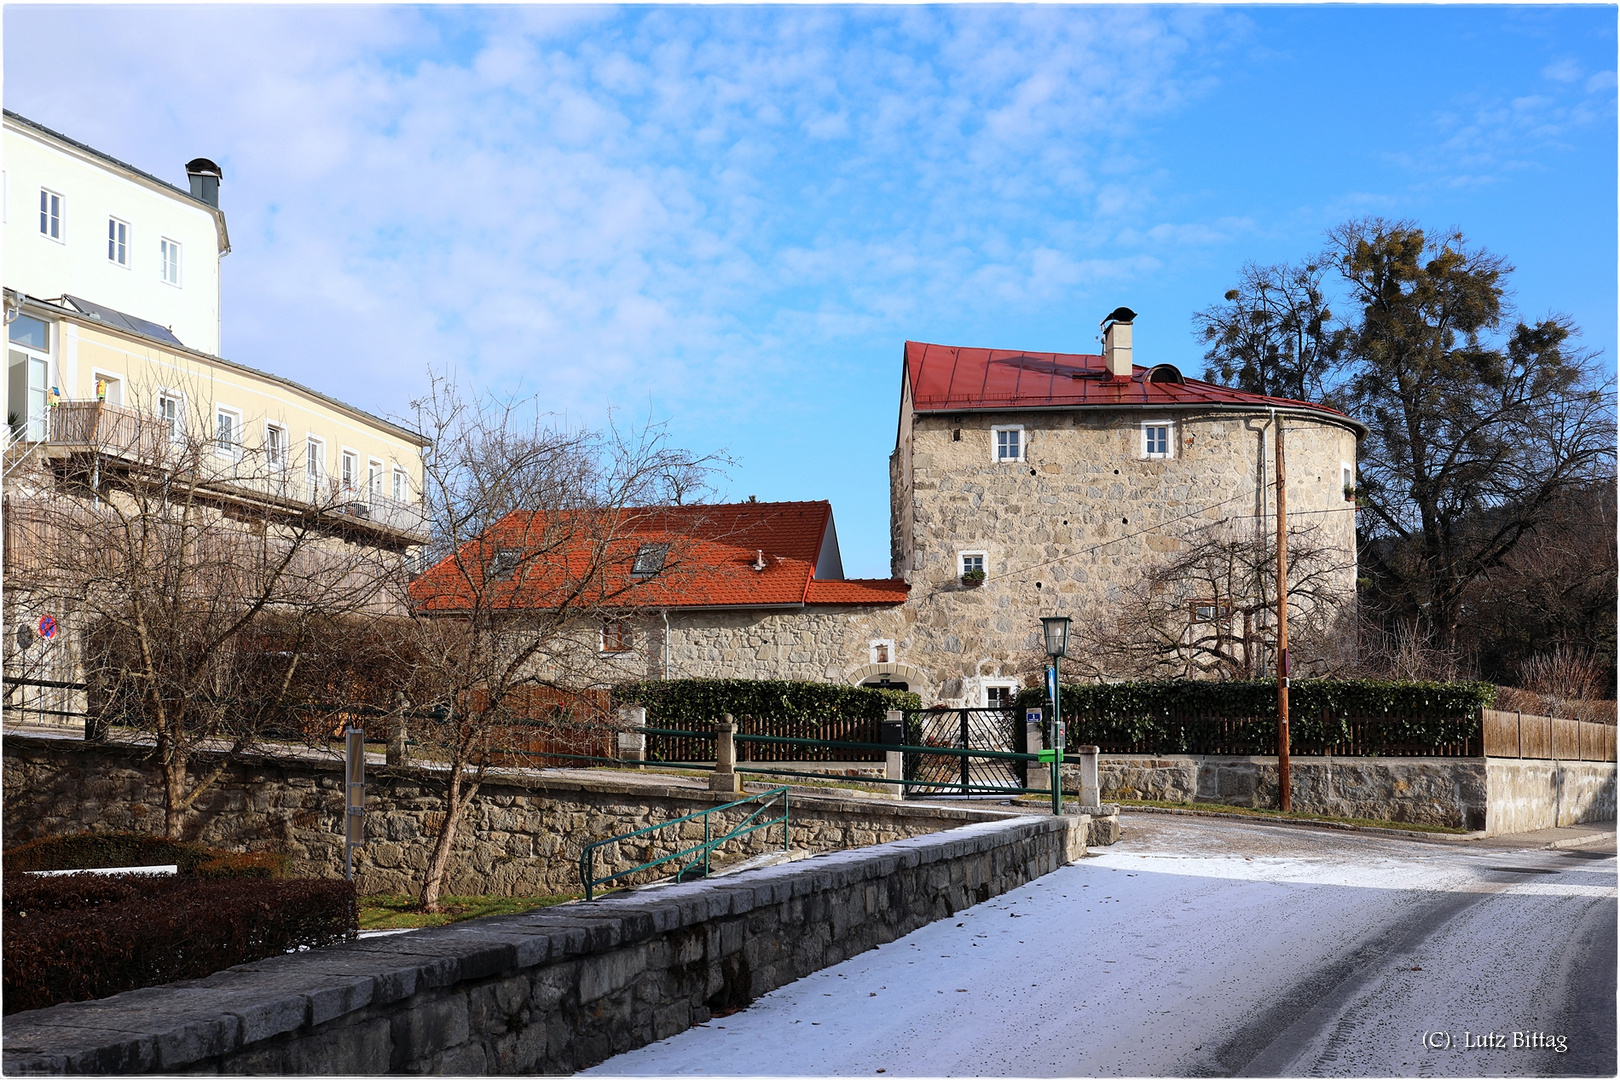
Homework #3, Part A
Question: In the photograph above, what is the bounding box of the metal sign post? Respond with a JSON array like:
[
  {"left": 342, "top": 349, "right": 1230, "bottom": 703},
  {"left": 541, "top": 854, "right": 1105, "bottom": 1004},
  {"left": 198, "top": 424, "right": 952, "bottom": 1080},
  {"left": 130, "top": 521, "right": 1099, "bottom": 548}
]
[{"left": 344, "top": 727, "right": 366, "bottom": 881}]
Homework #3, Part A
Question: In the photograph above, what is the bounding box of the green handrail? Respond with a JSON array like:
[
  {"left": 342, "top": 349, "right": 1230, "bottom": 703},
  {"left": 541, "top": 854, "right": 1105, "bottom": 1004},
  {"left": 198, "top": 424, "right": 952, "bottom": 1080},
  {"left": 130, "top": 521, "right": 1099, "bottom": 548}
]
[{"left": 578, "top": 786, "right": 790, "bottom": 901}]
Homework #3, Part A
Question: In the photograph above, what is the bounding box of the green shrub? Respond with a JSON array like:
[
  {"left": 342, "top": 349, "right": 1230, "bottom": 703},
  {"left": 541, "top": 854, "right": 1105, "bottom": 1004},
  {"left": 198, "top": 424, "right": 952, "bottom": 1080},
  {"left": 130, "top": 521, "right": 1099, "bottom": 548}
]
[{"left": 1014, "top": 678, "right": 1496, "bottom": 755}]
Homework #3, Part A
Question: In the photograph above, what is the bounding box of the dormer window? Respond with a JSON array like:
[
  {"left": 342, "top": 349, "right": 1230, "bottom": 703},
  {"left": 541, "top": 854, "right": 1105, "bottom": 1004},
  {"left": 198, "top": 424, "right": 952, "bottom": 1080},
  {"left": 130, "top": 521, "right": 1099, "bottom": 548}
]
[
  {"left": 489, "top": 548, "right": 522, "bottom": 581},
  {"left": 631, "top": 543, "right": 669, "bottom": 577}
]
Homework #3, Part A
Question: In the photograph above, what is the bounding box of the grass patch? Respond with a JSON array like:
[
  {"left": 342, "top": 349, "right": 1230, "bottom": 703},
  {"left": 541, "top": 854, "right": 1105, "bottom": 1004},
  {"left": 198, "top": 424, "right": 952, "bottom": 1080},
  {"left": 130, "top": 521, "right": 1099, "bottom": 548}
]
[
  {"left": 358, "top": 892, "right": 578, "bottom": 929},
  {"left": 1113, "top": 797, "right": 1470, "bottom": 834}
]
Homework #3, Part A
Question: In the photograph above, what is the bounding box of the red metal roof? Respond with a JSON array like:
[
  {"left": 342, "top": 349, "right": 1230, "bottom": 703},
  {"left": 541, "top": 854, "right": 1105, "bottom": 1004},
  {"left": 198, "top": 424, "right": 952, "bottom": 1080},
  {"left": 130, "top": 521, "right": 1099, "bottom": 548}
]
[
  {"left": 903, "top": 340, "right": 1359, "bottom": 425},
  {"left": 410, "top": 501, "right": 907, "bottom": 613}
]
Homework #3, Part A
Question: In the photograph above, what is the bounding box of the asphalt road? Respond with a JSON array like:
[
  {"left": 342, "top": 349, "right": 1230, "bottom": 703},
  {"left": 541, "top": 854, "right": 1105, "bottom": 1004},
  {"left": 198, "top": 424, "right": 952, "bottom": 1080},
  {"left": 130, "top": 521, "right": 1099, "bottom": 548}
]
[{"left": 584, "top": 814, "right": 1617, "bottom": 1077}]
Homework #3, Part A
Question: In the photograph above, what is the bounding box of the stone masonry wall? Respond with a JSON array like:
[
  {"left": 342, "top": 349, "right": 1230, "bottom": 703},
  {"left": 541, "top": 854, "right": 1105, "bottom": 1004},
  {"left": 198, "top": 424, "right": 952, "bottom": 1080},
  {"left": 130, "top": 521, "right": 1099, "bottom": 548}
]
[
  {"left": 891, "top": 408, "right": 1359, "bottom": 701},
  {"left": 1, "top": 814, "right": 1089, "bottom": 1075},
  {"left": 2, "top": 734, "right": 1004, "bottom": 896},
  {"left": 1091, "top": 753, "right": 1489, "bottom": 829}
]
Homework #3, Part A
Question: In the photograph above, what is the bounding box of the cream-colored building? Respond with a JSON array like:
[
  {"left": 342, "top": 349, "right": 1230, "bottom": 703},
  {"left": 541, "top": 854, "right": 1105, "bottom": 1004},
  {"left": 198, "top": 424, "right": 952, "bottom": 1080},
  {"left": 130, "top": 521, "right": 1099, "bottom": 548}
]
[
  {"left": 3, "top": 109, "right": 427, "bottom": 544},
  {"left": 3, "top": 112, "right": 428, "bottom": 724}
]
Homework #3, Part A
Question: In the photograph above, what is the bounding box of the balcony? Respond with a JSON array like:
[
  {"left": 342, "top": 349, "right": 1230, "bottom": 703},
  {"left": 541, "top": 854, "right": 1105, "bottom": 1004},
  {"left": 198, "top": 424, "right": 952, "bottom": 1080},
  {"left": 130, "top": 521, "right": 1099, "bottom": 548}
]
[{"left": 17, "top": 400, "right": 429, "bottom": 544}]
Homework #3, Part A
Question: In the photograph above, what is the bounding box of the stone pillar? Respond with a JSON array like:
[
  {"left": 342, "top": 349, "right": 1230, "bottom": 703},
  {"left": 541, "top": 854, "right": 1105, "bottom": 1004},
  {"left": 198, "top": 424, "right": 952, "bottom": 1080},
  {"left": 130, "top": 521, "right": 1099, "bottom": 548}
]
[
  {"left": 883, "top": 709, "right": 905, "bottom": 791},
  {"left": 709, "top": 714, "right": 742, "bottom": 793},
  {"left": 386, "top": 693, "right": 410, "bottom": 767},
  {"left": 1077, "top": 745, "right": 1100, "bottom": 809},
  {"left": 617, "top": 707, "right": 647, "bottom": 767},
  {"left": 1025, "top": 718, "right": 1048, "bottom": 793}
]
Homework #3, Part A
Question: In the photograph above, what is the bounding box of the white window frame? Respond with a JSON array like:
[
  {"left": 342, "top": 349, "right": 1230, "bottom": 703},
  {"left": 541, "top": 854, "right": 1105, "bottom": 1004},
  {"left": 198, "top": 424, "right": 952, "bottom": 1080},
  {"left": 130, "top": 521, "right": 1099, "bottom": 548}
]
[
  {"left": 340, "top": 448, "right": 359, "bottom": 492},
  {"left": 391, "top": 467, "right": 409, "bottom": 503},
  {"left": 160, "top": 237, "right": 182, "bottom": 286},
  {"left": 90, "top": 369, "right": 123, "bottom": 406},
  {"left": 39, "top": 188, "right": 62, "bottom": 242},
  {"left": 368, "top": 458, "right": 384, "bottom": 500},
  {"left": 600, "top": 619, "right": 632, "bottom": 655},
  {"left": 156, "top": 390, "right": 184, "bottom": 442},
  {"left": 1342, "top": 462, "right": 1355, "bottom": 502},
  {"left": 214, "top": 406, "right": 242, "bottom": 459},
  {"left": 1140, "top": 419, "right": 1174, "bottom": 459},
  {"left": 869, "top": 639, "right": 895, "bottom": 666},
  {"left": 9, "top": 322, "right": 52, "bottom": 442},
  {"left": 265, "top": 422, "right": 288, "bottom": 473},
  {"left": 991, "top": 424, "right": 1025, "bottom": 463},
  {"left": 982, "top": 680, "right": 1020, "bottom": 709},
  {"left": 958, "top": 550, "right": 988, "bottom": 580},
  {"left": 108, "top": 217, "right": 130, "bottom": 267},
  {"left": 306, "top": 435, "right": 326, "bottom": 492}
]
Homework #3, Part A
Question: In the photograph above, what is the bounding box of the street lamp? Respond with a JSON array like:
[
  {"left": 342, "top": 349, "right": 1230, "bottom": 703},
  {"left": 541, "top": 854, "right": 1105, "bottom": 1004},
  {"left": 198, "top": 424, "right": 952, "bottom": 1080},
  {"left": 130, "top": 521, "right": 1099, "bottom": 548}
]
[
  {"left": 1041, "top": 616, "right": 1071, "bottom": 660},
  {"left": 1039, "top": 616, "right": 1072, "bottom": 816}
]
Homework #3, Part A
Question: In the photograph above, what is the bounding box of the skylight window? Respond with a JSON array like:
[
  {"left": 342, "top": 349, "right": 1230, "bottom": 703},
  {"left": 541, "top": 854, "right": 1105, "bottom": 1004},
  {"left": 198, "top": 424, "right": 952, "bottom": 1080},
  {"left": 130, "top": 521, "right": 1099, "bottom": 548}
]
[
  {"left": 631, "top": 543, "right": 669, "bottom": 577},
  {"left": 489, "top": 549, "right": 523, "bottom": 581}
]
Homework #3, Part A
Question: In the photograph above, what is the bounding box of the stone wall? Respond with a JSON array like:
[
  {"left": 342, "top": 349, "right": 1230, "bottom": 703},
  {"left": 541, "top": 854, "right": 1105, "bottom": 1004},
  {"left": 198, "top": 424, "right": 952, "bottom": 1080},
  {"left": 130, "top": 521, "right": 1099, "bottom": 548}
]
[
  {"left": 1, "top": 814, "right": 1089, "bottom": 1075},
  {"left": 1086, "top": 752, "right": 1618, "bottom": 833},
  {"left": 1092, "top": 753, "right": 1488, "bottom": 830},
  {"left": 1, "top": 734, "right": 1007, "bottom": 896},
  {"left": 1486, "top": 759, "right": 1617, "bottom": 834}
]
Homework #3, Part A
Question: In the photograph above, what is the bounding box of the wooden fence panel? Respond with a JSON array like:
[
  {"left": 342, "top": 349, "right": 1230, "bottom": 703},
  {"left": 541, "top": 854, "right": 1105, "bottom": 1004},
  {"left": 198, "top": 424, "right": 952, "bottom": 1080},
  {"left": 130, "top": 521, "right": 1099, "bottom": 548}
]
[
  {"left": 1482, "top": 710, "right": 1521, "bottom": 757},
  {"left": 1552, "top": 718, "right": 1581, "bottom": 761},
  {"left": 1520, "top": 714, "right": 1551, "bottom": 760}
]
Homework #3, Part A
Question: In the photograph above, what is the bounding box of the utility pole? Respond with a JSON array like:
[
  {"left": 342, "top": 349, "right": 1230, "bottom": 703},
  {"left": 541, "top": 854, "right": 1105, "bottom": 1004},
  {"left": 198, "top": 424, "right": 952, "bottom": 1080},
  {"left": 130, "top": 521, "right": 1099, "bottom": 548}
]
[{"left": 1274, "top": 415, "right": 1292, "bottom": 812}]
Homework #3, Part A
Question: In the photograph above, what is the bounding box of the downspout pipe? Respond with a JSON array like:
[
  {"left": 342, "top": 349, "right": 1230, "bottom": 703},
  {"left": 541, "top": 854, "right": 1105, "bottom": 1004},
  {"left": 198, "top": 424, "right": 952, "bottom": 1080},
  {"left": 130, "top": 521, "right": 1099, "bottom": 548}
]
[{"left": 662, "top": 609, "right": 672, "bottom": 679}]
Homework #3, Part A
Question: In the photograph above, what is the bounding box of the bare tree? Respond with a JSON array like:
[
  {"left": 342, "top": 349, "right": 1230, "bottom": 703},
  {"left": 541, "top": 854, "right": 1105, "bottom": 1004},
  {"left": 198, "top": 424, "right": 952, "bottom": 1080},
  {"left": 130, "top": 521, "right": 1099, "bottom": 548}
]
[
  {"left": 1064, "top": 521, "right": 1351, "bottom": 682},
  {"left": 4, "top": 385, "right": 402, "bottom": 837},
  {"left": 398, "top": 376, "right": 728, "bottom": 912}
]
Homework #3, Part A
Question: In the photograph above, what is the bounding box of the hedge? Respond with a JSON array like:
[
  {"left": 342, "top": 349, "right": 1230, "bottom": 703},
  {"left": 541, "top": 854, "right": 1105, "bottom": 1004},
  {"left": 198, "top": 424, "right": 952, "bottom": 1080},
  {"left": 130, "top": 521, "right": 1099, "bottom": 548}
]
[
  {"left": 3, "top": 831, "right": 290, "bottom": 879},
  {"left": 1015, "top": 678, "right": 1497, "bottom": 755},
  {"left": 2, "top": 873, "right": 356, "bottom": 1014},
  {"left": 612, "top": 679, "right": 922, "bottom": 728}
]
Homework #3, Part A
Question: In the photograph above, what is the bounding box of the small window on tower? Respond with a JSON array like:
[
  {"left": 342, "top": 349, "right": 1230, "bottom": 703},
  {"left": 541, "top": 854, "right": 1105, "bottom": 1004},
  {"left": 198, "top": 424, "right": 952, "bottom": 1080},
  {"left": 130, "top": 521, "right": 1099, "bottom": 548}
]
[
  {"left": 991, "top": 425, "right": 1025, "bottom": 462},
  {"left": 1141, "top": 420, "right": 1172, "bottom": 459}
]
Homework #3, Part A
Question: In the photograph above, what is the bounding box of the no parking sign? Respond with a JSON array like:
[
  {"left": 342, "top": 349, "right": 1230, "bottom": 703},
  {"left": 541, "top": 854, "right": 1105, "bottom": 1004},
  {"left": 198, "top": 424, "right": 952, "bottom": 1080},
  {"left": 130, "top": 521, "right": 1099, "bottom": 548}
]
[{"left": 37, "top": 615, "right": 56, "bottom": 640}]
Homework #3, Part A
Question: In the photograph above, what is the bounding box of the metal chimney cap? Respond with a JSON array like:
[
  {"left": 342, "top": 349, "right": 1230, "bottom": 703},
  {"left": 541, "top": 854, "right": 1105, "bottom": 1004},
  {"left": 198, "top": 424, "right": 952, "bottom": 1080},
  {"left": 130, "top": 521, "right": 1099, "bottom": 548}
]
[
  {"left": 1102, "top": 306, "right": 1137, "bottom": 326},
  {"left": 185, "top": 157, "right": 223, "bottom": 179}
]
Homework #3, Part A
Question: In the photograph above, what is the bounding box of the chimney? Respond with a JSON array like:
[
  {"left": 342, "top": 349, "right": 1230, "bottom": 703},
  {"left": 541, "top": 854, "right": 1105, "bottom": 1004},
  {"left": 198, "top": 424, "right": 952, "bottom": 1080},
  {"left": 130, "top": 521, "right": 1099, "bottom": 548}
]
[
  {"left": 1102, "top": 306, "right": 1137, "bottom": 380},
  {"left": 185, "top": 158, "right": 223, "bottom": 208},
  {"left": 752, "top": 550, "right": 767, "bottom": 571}
]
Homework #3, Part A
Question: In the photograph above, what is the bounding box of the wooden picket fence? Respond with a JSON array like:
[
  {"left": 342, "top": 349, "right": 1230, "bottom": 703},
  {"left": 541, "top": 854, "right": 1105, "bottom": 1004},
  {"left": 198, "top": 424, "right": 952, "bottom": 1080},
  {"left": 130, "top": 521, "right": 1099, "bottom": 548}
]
[{"left": 1481, "top": 709, "right": 1617, "bottom": 762}]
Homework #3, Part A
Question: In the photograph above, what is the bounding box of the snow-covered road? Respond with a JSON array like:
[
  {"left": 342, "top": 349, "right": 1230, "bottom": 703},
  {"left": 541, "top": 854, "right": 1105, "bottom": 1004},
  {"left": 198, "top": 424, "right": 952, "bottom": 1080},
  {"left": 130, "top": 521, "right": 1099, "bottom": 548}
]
[{"left": 583, "top": 814, "right": 1616, "bottom": 1077}]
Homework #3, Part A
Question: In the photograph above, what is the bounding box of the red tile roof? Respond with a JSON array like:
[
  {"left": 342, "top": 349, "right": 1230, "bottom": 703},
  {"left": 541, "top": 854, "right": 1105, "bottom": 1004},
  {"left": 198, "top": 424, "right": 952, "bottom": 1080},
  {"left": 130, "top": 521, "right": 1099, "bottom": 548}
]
[
  {"left": 410, "top": 500, "right": 907, "bottom": 613},
  {"left": 804, "top": 578, "right": 910, "bottom": 604},
  {"left": 903, "top": 340, "right": 1361, "bottom": 428}
]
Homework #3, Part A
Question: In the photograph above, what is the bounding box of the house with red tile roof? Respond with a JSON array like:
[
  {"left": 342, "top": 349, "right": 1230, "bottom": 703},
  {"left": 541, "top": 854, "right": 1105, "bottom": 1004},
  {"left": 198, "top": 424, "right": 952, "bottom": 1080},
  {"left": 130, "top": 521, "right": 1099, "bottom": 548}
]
[{"left": 409, "top": 500, "right": 917, "bottom": 691}]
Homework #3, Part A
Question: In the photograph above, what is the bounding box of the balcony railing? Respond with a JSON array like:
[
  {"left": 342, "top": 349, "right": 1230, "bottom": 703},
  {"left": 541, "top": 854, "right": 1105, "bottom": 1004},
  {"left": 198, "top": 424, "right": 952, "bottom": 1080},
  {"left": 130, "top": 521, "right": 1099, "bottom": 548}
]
[{"left": 26, "top": 400, "right": 429, "bottom": 543}]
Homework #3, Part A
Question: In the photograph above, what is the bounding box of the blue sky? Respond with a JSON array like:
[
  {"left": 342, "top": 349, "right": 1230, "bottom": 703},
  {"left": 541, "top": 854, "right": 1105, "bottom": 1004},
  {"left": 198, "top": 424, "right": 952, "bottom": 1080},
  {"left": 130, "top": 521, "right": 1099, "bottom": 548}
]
[{"left": 6, "top": 5, "right": 1615, "bottom": 577}]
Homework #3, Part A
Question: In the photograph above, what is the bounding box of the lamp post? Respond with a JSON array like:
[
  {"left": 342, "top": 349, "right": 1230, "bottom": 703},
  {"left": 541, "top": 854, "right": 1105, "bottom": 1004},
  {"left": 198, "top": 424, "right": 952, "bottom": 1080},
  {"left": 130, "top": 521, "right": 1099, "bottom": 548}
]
[{"left": 1040, "top": 616, "right": 1072, "bottom": 817}]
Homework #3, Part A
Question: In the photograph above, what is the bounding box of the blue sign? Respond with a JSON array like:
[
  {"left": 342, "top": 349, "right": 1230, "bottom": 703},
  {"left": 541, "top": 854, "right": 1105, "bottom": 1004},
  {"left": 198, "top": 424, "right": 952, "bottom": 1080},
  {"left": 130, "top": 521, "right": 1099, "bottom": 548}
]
[
  {"left": 37, "top": 614, "right": 56, "bottom": 640},
  {"left": 1046, "top": 665, "right": 1057, "bottom": 704},
  {"left": 1025, "top": 708, "right": 1043, "bottom": 726}
]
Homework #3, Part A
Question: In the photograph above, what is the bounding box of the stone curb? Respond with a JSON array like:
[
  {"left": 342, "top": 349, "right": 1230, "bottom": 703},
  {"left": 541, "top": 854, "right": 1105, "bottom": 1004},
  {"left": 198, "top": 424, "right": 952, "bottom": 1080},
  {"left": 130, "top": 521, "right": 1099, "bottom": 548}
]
[{"left": 1119, "top": 804, "right": 1490, "bottom": 844}]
